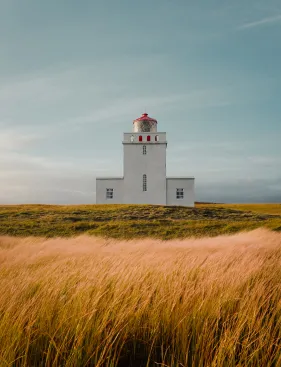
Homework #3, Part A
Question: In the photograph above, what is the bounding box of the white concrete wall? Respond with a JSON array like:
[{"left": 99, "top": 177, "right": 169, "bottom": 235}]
[
  {"left": 166, "top": 178, "right": 195, "bottom": 207},
  {"left": 96, "top": 129, "right": 195, "bottom": 207},
  {"left": 123, "top": 133, "right": 167, "bottom": 205},
  {"left": 96, "top": 178, "right": 124, "bottom": 204}
]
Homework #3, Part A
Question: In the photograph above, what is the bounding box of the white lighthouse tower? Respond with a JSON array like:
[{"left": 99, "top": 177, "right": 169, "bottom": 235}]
[{"left": 96, "top": 113, "right": 195, "bottom": 206}]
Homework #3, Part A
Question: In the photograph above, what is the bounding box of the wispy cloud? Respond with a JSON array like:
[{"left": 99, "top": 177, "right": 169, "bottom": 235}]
[
  {"left": 60, "top": 88, "right": 232, "bottom": 128},
  {"left": 0, "top": 139, "right": 115, "bottom": 204},
  {"left": 0, "top": 130, "right": 42, "bottom": 151},
  {"left": 237, "top": 14, "right": 281, "bottom": 30}
]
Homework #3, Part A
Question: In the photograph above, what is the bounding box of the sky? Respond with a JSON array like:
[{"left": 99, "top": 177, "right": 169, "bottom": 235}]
[{"left": 0, "top": 0, "right": 281, "bottom": 204}]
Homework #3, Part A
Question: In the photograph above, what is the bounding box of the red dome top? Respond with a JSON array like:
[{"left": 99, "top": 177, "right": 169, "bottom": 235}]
[{"left": 133, "top": 113, "right": 157, "bottom": 123}]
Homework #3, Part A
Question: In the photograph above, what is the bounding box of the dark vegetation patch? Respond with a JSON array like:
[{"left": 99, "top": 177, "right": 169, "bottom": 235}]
[{"left": 0, "top": 204, "right": 280, "bottom": 239}]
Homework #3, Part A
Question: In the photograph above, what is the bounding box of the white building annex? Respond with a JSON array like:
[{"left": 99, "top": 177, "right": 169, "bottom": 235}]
[{"left": 96, "top": 113, "right": 195, "bottom": 206}]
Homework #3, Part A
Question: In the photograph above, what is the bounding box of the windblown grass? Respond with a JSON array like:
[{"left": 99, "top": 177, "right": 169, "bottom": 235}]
[{"left": 0, "top": 230, "right": 280, "bottom": 366}]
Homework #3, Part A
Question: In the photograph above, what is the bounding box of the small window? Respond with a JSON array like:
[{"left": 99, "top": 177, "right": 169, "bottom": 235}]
[
  {"left": 139, "top": 136, "right": 143, "bottom": 142},
  {"left": 155, "top": 135, "right": 159, "bottom": 142},
  {"left": 143, "top": 174, "right": 147, "bottom": 191},
  {"left": 176, "top": 188, "right": 184, "bottom": 199},
  {"left": 147, "top": 135, "right": 151, "bottom": 142},
  {"left": 130, "top": 135, "right": 135, "bottom": 142},
  {"left": 143, "top": 145, "right": 147, "bottom": 155},
  {"left": 106, "top": 188, "right": 114, "bottom": 199}
]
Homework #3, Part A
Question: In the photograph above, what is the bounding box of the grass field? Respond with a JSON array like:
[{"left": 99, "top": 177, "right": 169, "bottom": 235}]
[
  {"left": 1, "top": 204, "right": 281, "bottom": 366},
  {"left": 0, "top": 203, "right": 281, "bottom": 239},
  {"left": 199, "top": 203, "right": 281, "bottom": 216},
  {"left": 0, "top": 230, "right": 280, "bottom": 366}
]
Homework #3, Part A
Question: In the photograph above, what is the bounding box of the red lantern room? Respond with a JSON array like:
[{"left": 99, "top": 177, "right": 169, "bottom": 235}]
[{"left": 133, "top": 113, "right": 157, "bottom": 133}]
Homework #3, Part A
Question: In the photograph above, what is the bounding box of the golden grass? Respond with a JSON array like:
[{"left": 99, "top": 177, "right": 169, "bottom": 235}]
[{"left": 0, "top": 230, "right": 280, "bottom": 366}]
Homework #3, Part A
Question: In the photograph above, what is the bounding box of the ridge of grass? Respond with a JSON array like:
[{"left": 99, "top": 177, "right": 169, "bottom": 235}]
[{"left": 0, "top": 203, "right": 280, "bottom": 239}]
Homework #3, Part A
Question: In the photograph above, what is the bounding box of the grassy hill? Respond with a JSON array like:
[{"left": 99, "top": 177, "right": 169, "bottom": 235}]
[
  {"left": 1, "top": 208, "right": 280, "bottom": 366},
  {"left": 0, "top": 203, "right": 280, "bottom": 239}
]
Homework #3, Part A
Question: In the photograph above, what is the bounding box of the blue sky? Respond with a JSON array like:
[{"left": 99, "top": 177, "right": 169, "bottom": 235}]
[{"left": 0, "top": 0, "right": 280, "bottom": 203}]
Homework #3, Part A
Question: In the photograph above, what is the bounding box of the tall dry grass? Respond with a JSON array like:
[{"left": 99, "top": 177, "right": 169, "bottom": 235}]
[{"left": 0, "top": 229, "right": 280, "bottom": 366}]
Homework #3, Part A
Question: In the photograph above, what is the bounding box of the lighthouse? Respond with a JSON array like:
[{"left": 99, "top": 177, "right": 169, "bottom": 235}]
[{"left": 96, "top": 113, "right": 195, "bottom": 206}]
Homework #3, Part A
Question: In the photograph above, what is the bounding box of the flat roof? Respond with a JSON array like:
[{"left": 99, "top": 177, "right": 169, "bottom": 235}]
[
  {"left": 97, "top": 177, "right": 194, "bottom": 180},
  {"left": 166, "top": 177, "right": 195, "bottom": 179},
  {"left": 96, "top": 177, "right": 124, "bottom": 180}
]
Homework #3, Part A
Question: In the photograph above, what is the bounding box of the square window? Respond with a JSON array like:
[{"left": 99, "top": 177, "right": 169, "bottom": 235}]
[
  {"left": 106, "top": 188, "right": 114, "bottom": 199},
  {"left": 176, "top": 188, "right": 184, "bottom": 199}
]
